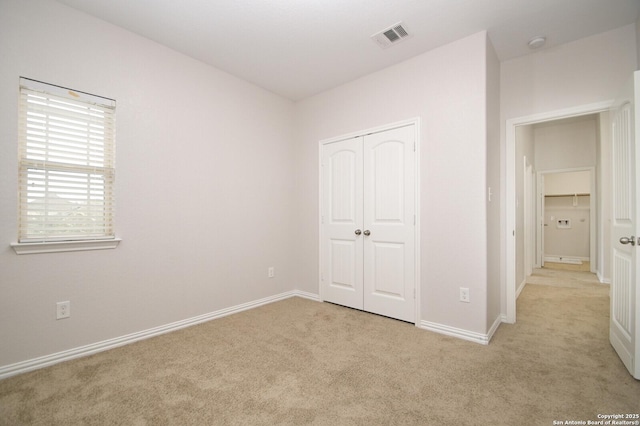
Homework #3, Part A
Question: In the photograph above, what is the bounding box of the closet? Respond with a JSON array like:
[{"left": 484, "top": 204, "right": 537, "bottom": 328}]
[{"left": 320, "top": 124, "right": 417, "bottom": 322}]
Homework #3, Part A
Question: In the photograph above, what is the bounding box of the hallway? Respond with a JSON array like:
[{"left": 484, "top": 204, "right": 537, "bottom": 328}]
[{"left": 526, "top": 267, "right": 604, "bottom": 290}]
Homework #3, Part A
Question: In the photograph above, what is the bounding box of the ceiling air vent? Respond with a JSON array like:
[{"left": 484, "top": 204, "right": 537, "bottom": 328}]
[{"left": 371, "top": 22, "right": 411, "bottom": 49}]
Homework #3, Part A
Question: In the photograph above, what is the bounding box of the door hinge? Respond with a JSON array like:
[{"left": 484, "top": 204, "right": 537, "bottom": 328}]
[
  {"left": 414, "top": 214, "right": 416, "bottom": 225},
  {"left": 321, "top": 215, "right": 324, "bottom": 224},
  {"left": 413, "top": 141, "right": 416, "bottom": 152},
  {"left": 413, "top": 288, "right": 416, "bottom": 299}
]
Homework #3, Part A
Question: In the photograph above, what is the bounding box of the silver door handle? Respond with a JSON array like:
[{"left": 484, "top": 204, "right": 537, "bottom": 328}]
[
  {"left": 355, "top": 229, "right": 362, "bottom": 236},
  {"left": 363, "top": 230, "right": 371, "bottom": 236},
  {"left": 620, "top": 236, "right": 636, "bottom": 246}
]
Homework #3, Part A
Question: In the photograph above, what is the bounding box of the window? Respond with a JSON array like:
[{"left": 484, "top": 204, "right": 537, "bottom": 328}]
[{"left": 12, "top": 78, "right": 119, "bottom": 254}]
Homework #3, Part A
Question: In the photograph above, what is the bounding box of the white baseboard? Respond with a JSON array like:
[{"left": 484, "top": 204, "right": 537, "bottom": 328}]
[
  {"left": 544, "top": 255, "right": 589, "bottom": 264},
  {"left": 0, "top": 290, "right": 319, "bottom": 380},
  {"left": 596, "top": 271, "right": 611, "bottom": 284},
  {"left": 516, "top": 278, "right": 527, "bottom": 299},
  {"left": 419, "top": 318, "right": 501, "bottom": 346},
  {"left": 293, "top": 290, "right": 321, "bottom": 302},
  {"left": 486, "top": 315, "right": 503, "bottom": 342}
]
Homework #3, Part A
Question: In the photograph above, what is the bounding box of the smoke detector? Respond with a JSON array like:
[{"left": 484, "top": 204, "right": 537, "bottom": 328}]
[
  {"left": 528, "top": 36, "right": 546, "bottom": 49},
  {"left": 371, "top": 22, "right": 411, "bottom": 49}
]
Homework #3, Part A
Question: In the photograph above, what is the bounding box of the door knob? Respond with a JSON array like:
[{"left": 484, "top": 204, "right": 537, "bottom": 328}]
[
  {"left": 619, "top": 236, "right": 636, "bottom": 246},
  {"left": 363, "top": 230, "right": 371, "bottom": 236},
  {"left": 355, "top": 229, "right": 362, "bottom": 236}
]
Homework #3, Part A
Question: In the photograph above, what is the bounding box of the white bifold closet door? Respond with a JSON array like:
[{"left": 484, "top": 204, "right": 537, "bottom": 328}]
[{"left": 321, "top": 124, "right": 416, "bottom": 323}]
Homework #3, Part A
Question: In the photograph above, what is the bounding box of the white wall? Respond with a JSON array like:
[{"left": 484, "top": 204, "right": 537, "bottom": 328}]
[
  {"left": 0, "top": 0, "right": 296, "bottom": 367},
  {"left": 295, "top": 32, "right": 493, "bottom": 335},
  {"left": 501, "top": 25, "right": 637, "bottom": 123},
  {"left": 544, "top": 195, "right": 590, "bottom": 259},
  {"left": 534, "top": 117, "right": 597, "bottom": 171}
]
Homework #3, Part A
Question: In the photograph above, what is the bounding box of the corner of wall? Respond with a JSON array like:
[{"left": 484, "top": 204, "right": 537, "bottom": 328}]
[{"left": 486, "top": 33, "right": 502, "bottom": 330}]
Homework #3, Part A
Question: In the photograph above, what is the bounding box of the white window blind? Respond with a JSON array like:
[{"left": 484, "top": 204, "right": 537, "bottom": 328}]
[{"left": 18, "top": 78, "right": 116, "bottom": 243}]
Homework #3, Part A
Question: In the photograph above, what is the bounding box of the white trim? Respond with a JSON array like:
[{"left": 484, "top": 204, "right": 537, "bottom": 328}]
[
  {"left": 20, "top": 77, "right": 115, "bottom": 107},
  {"left": 318, "top": 118, "right": 421, "bottom": 325},
  {"left": 0, "top": 290, "right": 318, "bottom": 380},
  {"left": 413, "top": 120, "right": 421, "bottom": 326},
  {"left": 486, "top": 315, "right": 503, "bottom": 342},
  {"left": 293, "top": 290, "right": 321, "bottom": 302},
  {"left": 524, "top": 159, "right": 534, "bottom": 276},
  {"left": 419, "top": 317, "right": 502, "bottom": 346},
  {"left": 11, "top": 238, "right": 122, "bottom": 255},
  {"left": 597, "top": 271, "right": 611, "bottom": 284},
  {"left": 505, "top": 101, "right": 613, "bottom": 324},
  {"left": 516, "top": 279, "right": 527, "bottom": 299},
  {"left": 318, "top": 117, "right": 420, "bottom": 145},
  {"left": 318, "top": 137, "right": 324, "bottom": 303},
  {"left": 543, "top": 255, "right": 590, "bottom": 264}
]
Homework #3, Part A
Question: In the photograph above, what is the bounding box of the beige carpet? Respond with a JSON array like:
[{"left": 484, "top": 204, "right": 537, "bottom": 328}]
[
  {"left": 1, "top": 276, "right": 639, "bottom": 425},
  {"left": 526, "top": 267, "right": 602, "bottom": 289}
]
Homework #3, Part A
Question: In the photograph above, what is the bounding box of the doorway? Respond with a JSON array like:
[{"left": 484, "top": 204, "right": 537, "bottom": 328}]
[
  {"left": 505, "top": 101, "right": 613, "bottom": 323},
  {"left": 537, "top": 168, "right": 596, "bottom": 273}
]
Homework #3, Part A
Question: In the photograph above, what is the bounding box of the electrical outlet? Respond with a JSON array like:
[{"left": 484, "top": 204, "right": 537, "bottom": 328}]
[
  {"left": 459, "top": 288, "right": 470, "bottom": 303},
  {"left": 56, "top": 301, "right": 70, "bottom": 319},
  {"left": 268, "top": 267, "right": 275, "bottom": 278}
]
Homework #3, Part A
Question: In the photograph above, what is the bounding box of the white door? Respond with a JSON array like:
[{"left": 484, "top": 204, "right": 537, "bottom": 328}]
[
  {"left": 321, "top": 136, "right": 364, "bottom": 310},
  {"left": 610, "top": 71, "right": 640, "bottom": 380},
  {"left": 362, "top": 126, "right": 416, "bottom": 322},
  {"left": 321, "top": 125, "right": 416, "bottom": 322}
]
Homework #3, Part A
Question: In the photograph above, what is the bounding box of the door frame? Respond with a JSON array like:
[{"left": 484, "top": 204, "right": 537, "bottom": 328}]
[
  {"left": 318, "top": 117, "right": 421, "bottom": 325},
  {"left": 505, "top": 101, "right": 612, "bottom": 323},
  {"left": 537, "top": 167, "right": 597, "bottom": 273},
  {"left": 524, "top": 158, "right": 535, "bottom": 277}
]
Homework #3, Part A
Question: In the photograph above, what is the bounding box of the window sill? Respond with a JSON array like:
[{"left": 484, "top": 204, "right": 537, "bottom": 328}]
[{"left": 11, "top": 239, "right": 121, "bottom": 255}]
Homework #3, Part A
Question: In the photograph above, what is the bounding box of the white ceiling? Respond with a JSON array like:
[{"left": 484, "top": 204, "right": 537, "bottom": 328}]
[{"left": 55, "top": 0, "right": 640, "bottom": 101}]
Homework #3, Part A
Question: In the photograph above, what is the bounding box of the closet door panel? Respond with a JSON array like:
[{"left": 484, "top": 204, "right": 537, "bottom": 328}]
[
  {"left": 321, "top": 137, "right": 364, "bottom": 310},
  {"left": 372, "top": 140, "right": 405, "bottom": 223},
  {"left": 372, "top": 241, "right": 405, "bottom": 299},
  {"left": 363, "top": 126, "right": 415, "bottom": 322}
]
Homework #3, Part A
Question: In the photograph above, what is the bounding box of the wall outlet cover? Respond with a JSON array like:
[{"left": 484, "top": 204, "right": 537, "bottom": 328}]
[{"left": 56, "top": 301, "right": 70, "bottom": 319}]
